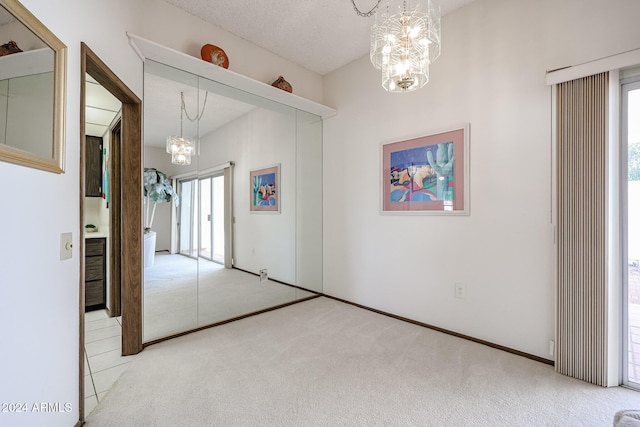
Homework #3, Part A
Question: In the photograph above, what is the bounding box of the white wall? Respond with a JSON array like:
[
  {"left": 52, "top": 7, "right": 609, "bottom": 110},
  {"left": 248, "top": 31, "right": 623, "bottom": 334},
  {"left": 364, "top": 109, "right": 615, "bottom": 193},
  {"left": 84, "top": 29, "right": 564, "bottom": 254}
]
[
  {"left": 322, "top": 0, "right": 640, "bottom": 360},
  {"left": 0, "top": 1, "right": 140, "bottom": 425},
  {"left": 3, "top": 72, "right": 53, "bottom": 156},
  {"left": 199, "top": 107, "right": 297, "bottom": 283},
  {"left": 0, "top": 18, "right": 48, "bottom": 50},
  {"left": 0, "top": 1, "right": 323, "bottom": 425},
  {"left": 296, "top": 110, "right": 323, "bottom": 292}
]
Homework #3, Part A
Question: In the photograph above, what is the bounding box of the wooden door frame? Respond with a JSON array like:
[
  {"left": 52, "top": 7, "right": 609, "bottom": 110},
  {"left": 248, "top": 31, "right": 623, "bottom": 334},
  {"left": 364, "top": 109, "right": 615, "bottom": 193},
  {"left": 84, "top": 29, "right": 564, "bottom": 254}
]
[
  {"left": 109, "top": 120, "right": 122, "bottom": 317},
  {"left": 79, "top": 42, "right": 142, "bottom": 424}
]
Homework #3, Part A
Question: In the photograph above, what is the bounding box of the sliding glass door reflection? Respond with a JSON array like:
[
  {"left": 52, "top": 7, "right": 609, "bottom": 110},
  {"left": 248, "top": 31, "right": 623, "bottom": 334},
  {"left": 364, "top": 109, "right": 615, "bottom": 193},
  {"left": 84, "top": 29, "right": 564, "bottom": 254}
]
[
  {"left": 624, "top": 80, "right": 640, "bottom": 389},
  {"left": 199, "top": 177, "right": 212, "bottom": 261},
  {"left": 178, "top": 178, "right": 196, "bottom": 258},
  {"left": 198, "top": 174, "right": 225, "bottom": 264}
]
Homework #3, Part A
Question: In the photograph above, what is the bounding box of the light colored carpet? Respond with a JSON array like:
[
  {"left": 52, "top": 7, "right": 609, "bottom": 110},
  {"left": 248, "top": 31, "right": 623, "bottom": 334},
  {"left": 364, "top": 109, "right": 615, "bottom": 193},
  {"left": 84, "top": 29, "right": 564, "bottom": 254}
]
[
  {"left": 87, "top": 297, "right": 640, "bottom": 426},
  {"left": 144, "top": 253, "right": 313, "bottom": 341}
]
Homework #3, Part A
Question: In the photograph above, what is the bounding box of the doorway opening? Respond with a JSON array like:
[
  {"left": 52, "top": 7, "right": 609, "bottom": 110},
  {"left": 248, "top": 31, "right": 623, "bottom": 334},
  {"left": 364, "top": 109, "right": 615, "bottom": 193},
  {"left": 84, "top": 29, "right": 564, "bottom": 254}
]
[
  {"left": 109, "top": 120, "right": 122, "bottom": 317},
  {"left": 79, "top": 43, "right": 142, "bottom": 424}
]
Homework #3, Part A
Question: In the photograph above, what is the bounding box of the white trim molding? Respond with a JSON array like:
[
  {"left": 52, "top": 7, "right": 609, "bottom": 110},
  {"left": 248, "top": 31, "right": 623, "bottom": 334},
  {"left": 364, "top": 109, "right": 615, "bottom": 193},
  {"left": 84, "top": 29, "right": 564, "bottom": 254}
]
[
  {"left": 127, "top": 33, "right": 336, "bottom": 119},
  {"left": 546, "top": 47, "right": 640, "bottom": 86}
]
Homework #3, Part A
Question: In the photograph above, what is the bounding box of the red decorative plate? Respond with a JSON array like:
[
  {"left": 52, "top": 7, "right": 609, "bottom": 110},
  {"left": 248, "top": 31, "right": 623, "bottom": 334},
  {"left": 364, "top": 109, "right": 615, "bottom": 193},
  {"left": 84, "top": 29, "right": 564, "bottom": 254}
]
[{"left": 200, "top": 44, "right": 229, "bottom": 69}]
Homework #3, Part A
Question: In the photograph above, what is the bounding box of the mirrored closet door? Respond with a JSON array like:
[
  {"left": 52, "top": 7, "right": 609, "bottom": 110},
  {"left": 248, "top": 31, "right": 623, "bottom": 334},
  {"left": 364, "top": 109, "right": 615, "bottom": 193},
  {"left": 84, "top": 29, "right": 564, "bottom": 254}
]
[{"left": 142, "top": 59, "right": 324, "bottom": 342}]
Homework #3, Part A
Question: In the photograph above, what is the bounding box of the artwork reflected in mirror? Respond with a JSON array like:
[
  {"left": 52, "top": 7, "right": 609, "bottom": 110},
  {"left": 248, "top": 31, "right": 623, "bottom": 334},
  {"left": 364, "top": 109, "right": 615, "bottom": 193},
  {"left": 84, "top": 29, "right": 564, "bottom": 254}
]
[
  {"left": 0, "top": 0, "right": 67, "bottom": 173},
  {"left": 250, "top": 165, "right": 280, "bottom": 213}
]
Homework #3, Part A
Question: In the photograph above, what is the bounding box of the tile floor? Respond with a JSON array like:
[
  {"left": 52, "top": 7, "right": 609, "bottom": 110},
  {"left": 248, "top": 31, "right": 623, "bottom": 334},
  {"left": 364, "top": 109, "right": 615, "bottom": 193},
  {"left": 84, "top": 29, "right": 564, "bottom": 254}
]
[{"left": 84, "top": 309, "right": 137, "bottom": 416}]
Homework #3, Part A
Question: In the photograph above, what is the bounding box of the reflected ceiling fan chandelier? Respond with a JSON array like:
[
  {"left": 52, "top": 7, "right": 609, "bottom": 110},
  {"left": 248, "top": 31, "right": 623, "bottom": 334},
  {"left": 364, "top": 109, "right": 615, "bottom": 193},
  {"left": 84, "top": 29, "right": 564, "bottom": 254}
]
[{"left": 351, "top": 0, "right": 441, "bottom": 93}]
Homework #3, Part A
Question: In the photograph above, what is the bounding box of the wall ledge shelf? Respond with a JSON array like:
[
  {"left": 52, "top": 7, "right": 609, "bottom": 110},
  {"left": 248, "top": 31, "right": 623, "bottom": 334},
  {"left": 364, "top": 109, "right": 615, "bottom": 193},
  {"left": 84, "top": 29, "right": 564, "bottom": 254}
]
[
  {"left": 0, "top": 47, "right": 53, "bottom": 80},
  {"left": 127, "top": 33, "right": 336, "bottom": 119}
]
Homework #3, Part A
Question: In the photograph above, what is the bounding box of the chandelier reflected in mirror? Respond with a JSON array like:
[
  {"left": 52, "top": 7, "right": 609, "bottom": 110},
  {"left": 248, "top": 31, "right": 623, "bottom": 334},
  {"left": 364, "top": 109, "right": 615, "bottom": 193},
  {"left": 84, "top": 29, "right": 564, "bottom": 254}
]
[
  {"left": 166, "top": 91, "right": 208, "bottom": 165},
  {"left": 166, "top": 92, "right": 194, "bottom": 165},
  {"left": 166, "top": 135, "right": 194, "bottom": 166},
  {"left": 353, "top": 0, "right": 441, "bottom": 93}
]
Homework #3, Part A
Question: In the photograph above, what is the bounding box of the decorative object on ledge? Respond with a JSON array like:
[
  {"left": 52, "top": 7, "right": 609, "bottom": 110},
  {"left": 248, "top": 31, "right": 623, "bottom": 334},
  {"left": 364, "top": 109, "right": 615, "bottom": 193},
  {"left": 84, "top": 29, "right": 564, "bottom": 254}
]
[
  {"left": 381, "top": 124, "right": 469, "bottom": 215},
  {"left": 128, "top": 34, "right": 335, "bottom": 119},
  {"left": 271, "top": 76, "right": 292, "bottom": 93},
  {"left": 0, "top": 40, "right": 22, "bottom": 56},
  {"left": 85, "top": 224, "right": 98, "bottom": 233},
  {"left": 352, "top": 0, "right": 441, "bottom": 93},
  {"left": 200, "top": 44, "right": 229, "bottom": 69}
]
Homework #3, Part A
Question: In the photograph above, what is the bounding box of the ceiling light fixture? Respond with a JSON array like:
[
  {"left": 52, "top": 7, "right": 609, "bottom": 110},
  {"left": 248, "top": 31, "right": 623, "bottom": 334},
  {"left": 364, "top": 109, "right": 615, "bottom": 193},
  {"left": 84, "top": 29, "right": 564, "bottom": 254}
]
[
  {"left": 352, "top": 0, "right": 441, "bottom": 93},
  {"left": 166, "top": 91, "right": 208, "bottom": 165}
]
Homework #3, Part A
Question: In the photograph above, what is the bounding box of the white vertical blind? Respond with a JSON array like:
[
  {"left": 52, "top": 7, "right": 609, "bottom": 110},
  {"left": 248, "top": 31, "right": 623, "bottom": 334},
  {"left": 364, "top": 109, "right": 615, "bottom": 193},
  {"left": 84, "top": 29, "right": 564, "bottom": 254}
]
[{"left": 556, "top": 72, "right": 609, "bottom": 385}]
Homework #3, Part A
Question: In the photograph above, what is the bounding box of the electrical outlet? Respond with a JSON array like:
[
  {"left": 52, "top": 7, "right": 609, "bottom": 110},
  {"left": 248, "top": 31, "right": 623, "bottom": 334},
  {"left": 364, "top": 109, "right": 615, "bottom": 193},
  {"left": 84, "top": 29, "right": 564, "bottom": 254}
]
[
  {"left": 549, "top": 340, "right": 555, "bottom": 357},
  {"left": 259, "top": 269, "right": 268, "bottom": 282},
  {"left": 454, "top": 282, "right": 466, "bottom": 299}
]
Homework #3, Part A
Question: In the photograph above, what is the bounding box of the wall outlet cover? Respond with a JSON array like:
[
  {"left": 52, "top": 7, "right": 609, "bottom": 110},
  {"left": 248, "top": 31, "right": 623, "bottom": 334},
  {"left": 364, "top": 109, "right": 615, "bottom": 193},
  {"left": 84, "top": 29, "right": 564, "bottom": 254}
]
[
  {"left": 454, "top": 282, "right": 466, "bottom": 299},
  {"left": 60, "top": 232, "right": 73, "bottom": 261},
  {"left": 259, "top": 269, "right": 268, "bottom": 282}
]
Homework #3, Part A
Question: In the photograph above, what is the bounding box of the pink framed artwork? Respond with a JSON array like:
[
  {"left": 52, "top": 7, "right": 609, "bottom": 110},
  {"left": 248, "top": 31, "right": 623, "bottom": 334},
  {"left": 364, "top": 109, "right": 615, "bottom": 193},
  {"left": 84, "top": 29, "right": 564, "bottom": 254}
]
[
  {"left": 382, "top": 124, "right": 469, "bottom": 215},
  {"left": 250, "top": 165, "right": 280, "bottom": 213}
]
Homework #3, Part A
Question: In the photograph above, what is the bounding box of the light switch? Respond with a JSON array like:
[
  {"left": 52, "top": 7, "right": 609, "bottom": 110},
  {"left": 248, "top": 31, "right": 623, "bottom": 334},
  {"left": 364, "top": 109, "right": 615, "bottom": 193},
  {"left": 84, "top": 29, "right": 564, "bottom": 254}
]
[{"left": 60, "top": 232, "right": 73, "bottom": 260}]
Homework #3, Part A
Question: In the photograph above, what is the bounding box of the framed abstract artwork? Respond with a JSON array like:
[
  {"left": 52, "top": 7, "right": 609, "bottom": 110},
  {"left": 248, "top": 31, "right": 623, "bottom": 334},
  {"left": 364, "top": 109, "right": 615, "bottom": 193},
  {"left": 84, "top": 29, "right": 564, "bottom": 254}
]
[
  {"left": 381, "top": 124, "right": 469, "bottom": 215},
  {"left": 250, "top": 165, "right": 280, "bottom": 213}
]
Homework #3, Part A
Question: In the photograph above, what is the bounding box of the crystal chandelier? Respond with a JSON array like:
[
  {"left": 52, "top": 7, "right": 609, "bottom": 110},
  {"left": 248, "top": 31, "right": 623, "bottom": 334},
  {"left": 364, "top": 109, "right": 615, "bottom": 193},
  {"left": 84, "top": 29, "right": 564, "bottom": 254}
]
[
  {"left": 353, "top": 0, "right": 441, "bottom": 93},
  {"left": 165, "top": 91, "right": 206, "bottom": 166}
]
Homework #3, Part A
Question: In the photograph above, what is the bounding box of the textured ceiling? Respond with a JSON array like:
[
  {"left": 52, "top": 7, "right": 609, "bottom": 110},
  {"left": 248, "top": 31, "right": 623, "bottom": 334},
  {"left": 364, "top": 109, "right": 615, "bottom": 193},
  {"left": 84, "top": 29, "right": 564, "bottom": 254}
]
[
  {"left": 163, "top": 0, "right": 477, "bottom": 75},
  {"left": 86, "top": 0, "right": 480, "bottom": 145}
]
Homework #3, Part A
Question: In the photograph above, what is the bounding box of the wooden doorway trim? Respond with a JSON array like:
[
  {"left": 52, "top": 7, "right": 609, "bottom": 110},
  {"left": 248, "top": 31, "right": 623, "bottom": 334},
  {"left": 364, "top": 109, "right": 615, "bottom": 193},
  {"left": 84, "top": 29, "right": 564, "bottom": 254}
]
[
  {"left": 109, "top": 120, "right": 122, "bottom": 317},
  {"left": 79, "top": 42, "right": 142, "bottom": 424}
]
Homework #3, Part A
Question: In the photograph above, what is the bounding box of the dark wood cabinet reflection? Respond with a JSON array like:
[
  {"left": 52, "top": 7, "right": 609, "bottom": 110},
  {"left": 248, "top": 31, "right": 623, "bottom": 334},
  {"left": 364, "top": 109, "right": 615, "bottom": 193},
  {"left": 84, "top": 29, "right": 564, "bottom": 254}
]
[{"left": 85, "top": 136, "right": 102, "bottom": 197}]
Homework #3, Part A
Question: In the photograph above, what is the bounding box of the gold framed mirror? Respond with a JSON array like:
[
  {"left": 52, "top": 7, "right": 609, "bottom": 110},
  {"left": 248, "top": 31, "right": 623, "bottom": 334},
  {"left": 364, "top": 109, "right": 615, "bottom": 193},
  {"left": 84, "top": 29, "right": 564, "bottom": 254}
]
[{"left": 0, "top": 0, "right": 66, "bottom": 173}]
